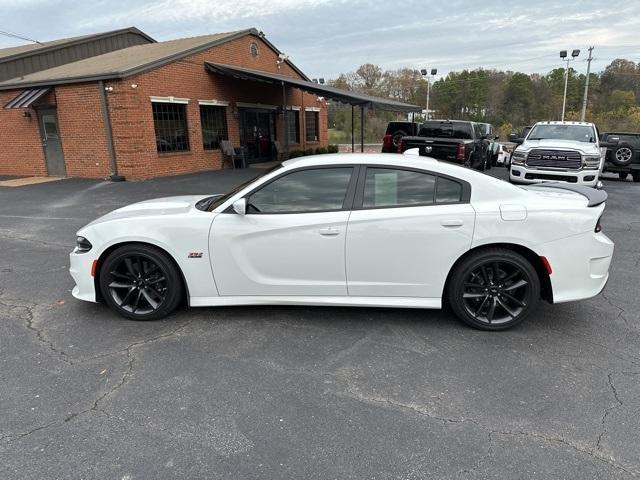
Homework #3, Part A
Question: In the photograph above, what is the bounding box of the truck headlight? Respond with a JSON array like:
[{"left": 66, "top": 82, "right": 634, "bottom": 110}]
[
  {"left": 75, "top": 236, "right": 92, "bottom": 253},
  {"left": 583, "top": 155, "right": 602, "bottom": 170},
  {"left": 511, "top": 151, "right": 526, "bottom": 165}
]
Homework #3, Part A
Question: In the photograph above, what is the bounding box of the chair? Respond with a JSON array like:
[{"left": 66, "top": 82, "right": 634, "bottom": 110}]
[{"left": 220, "top": 140, "right": 246, "bottom": 169}]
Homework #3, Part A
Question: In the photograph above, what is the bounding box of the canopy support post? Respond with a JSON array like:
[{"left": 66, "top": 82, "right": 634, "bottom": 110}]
[
  {"left": 282, "top": 81, "right": 288, "bottom": 158},
  {"left": 351, "top": 105, "right": 355, "bottom": 153},
  {"left": 360, "top": 106, "right": 365, "bottom": 153}
]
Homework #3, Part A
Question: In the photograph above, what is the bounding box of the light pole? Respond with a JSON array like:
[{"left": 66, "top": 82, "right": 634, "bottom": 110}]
[
  {"left": 420, "top": 68, "right": 437, "bottom": 120},
  {"left": 560, "top": 49, "right": 580, "bottom": 121}
]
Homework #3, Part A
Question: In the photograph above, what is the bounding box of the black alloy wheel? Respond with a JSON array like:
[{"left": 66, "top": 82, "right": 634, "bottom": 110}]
[
  {"left": 99, "top": 244, "right": 183, "bottom": 320},
  {"left": 447, "top": 248, "right": 540, "bottom": 330},
  {"left": 613, "top": 144, "right": 634, "bottom": 166}
]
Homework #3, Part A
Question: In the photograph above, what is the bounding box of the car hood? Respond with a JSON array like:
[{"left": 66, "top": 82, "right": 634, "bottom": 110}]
[
  {"left": 518, "top": 139, "right": 600, "bottom": 154},
  {"left": 84, "top": 195, "right": 215, "bottom": 227}
]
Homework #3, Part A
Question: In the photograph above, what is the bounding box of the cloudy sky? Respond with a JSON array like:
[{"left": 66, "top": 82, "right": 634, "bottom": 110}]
[{"left": 1, "top": 0, "right": 639, "bottom": 79}]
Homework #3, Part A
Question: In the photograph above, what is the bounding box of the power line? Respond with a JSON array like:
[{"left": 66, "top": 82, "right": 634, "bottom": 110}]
[{"left": 0, "top": 28, "right": 43, "bottom": 45}]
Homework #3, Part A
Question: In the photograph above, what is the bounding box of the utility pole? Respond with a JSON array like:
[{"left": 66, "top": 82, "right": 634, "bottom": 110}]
[{"left": 580, "top": 46, "right": 594, "bottom": 122}]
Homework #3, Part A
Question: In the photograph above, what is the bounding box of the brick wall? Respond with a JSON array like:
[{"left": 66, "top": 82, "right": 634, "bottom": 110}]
[
  {"left": 0, "top": 33, "right": 329, "bottom": 179},
  {"left": 0, "top": 90, "right": 48, "bottom": 176},
  {"left": 107, "top": 34, "right": 329, "bottom": 179}
]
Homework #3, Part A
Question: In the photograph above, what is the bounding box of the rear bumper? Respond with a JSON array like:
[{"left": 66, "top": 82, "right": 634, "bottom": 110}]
[
  {"left": 510, "top": 166, "right": 600, "bottom": 187},
  {"left": 536, "top": 231, "right": 614, "bottom": 303},
  {"left": 69, "top": 250, "right": 98, "bottom": 303}
]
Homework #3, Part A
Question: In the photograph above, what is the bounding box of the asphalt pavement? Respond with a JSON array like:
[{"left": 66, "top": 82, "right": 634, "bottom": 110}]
[{"left": 0, "top": 164, "right": 639, "bottom": 479}]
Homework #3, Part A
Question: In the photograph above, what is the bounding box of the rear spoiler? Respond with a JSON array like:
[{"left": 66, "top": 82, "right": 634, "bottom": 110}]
[{"left": 525, "top": 182, "right": 607, "bottom": 207}]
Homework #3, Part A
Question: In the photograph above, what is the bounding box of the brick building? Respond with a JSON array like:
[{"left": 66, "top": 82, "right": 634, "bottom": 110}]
[{"left": 0, "top": 27, "right": 417, "bottom": 179}]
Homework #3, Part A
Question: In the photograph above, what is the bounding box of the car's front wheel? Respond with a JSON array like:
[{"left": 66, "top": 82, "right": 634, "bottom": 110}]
[
  {"left": 99, "top": 244, "right": 183, "bottom": 320},
  {"left": 447, "top": 248, "right": 540, "bottom": 330}
]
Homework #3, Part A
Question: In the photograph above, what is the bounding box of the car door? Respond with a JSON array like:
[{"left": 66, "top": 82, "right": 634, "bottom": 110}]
[
  {"left": 346, "top": 166, "right": 475, "bottom": 298},
  {"left": 210, "top": 166, "right": 357, "bottom": 296}
]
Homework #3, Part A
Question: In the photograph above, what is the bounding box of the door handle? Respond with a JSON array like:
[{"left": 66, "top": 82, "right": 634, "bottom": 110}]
[
  {"left": 440, "top": 219, "right": 464, "bottom": 227},
  {"left": 319, "top": 227, "right": 340, "bottom": 236}
]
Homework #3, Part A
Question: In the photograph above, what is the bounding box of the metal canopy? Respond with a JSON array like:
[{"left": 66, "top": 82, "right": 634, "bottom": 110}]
[
  {"left": 3, "top": 87, "right": 51, "bottom": 109},
  {"left": 205, "top": 62, "right": 421, "bottom": 112}
]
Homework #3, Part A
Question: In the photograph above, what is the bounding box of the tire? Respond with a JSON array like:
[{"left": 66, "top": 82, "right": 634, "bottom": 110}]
[
  {"left": 446, "top": 248, "right": 540, "bottom": 330},
  {"left": 99, "top": 244, "right": 184, "bottom": 321},
  {"left": 611, "top": 144, "right": 634, "bottom": 166},
  {"left": 618, "top": 172, "right": 628, "bottom": 181},
  {"left": 633, "top": 171, "right": 640, "bottom": 183},
  {"left": 391, "top": 130, "right": 406, "bottom": 148}
]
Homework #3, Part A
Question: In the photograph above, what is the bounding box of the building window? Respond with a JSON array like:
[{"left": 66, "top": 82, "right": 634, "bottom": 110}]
[
  {"left": 152, "top": 102, "right": 189, "bottom": 153},
  {"left": 200, "top": 105, "right": 228, "bottom": 150},
  {"left": 286, "top": 110, "right": 300, "bottom": 144},
  {"left": 305, "top": 110, "right": 319, "bottom": 142}
]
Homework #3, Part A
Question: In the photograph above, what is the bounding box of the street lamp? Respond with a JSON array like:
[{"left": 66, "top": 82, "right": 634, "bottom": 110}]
[
  {"left": 560, "top": 49, "right": 580, "bottom": 121},
  {"left": 421, "top": 68, "right": 437, "bottom": 120}
]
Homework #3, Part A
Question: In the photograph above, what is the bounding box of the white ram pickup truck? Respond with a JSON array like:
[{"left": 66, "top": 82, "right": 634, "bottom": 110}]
[{"left": 509, "top": 121, "right": 604, "bottom": 187}]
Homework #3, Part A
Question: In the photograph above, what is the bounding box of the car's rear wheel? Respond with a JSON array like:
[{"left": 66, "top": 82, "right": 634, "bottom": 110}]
[
  {"left": 447, "top": 248, "right": 540, "bottom": 330},
  {"left": 99, "top": 244, "right": 183, "bottom": 321}
]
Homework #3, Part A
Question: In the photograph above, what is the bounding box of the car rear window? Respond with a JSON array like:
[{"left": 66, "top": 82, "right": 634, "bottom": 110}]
[{"left": 419, "top": 122, "right": 473, "bottom": 139}]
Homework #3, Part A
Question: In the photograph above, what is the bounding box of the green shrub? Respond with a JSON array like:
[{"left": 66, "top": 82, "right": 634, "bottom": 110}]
[
  {"left": 303, "top": 148, "right": 315, "bottom": 156},
  {"left": 287, "top": 150, "right": 303, "bottom": 159},
  {"left": 315, "top": 146, "right": 328, "bottom": 155},
  {"left": 327, "top": 144, "right": 339, "bottom": 154}
]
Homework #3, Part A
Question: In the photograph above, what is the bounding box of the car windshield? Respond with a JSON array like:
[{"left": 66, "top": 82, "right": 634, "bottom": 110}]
[
  {"left": 527, "top": 124, "right": 596, "bottom": 143},
  {"left": 201, "top": 164, "right": 283, "bottom": 211},
  {"left": 419, "top": 122, "right": 473, "bottom": 139}
]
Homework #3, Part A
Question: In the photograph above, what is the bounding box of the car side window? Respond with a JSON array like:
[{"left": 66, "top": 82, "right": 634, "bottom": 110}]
[
  {"left": 247, "top": 167, "right": 353, "bottom": 214},
  {"left": 436, "top": 177, "right": 463, "bottom": 203},
  {"left": 363, "top": 168, "right": 436, "bottom": 208}
]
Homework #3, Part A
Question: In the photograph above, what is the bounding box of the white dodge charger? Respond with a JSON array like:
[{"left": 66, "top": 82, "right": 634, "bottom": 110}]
[{"left": 69, "top": 152, "right": 614, "bottom": 330}]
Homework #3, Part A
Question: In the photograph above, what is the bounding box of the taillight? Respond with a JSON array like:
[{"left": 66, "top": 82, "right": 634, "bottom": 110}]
[
  {"left": 456, "top": 144, "right": 465, "bottom": 162},
  {"left": 382, "top": 134, "right": 392, "bottom": 149},
  {"left": 595, "top": 215, "right": 602, "bottom": 233}
]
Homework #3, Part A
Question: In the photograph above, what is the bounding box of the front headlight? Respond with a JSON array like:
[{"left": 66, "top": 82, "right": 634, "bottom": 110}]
[
  {"left": 583, "top": 155, "right": 602, "bottom": 170},
  {"left": 511, "top": 151, "right": 526, "bottom": 165},
  {"left": 75, "top": 236, "right": 92, "bottom": 253}
]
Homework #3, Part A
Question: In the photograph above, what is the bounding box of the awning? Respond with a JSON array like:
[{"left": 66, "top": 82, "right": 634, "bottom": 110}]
[
  {"left": 205, "top": 62, "right": 421, "bottom": 112},
  {"left": 4, "top": 87, "right": 51, "bottom": 109}
]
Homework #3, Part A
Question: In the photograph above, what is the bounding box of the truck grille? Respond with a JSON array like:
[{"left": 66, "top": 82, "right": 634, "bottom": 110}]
[{"left": 525, "top": 149, "right": 582, "bottom": 170}]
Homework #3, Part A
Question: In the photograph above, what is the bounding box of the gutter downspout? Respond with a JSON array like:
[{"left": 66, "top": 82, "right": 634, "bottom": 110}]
[{"left": 99, "top": 80, "right": 124, "bottom": 181}]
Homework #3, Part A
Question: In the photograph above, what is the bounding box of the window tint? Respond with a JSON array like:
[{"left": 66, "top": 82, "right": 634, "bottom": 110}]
[
  {"left": 363, "top": 168, "right": 436, "bottom": 208},
  {"left": 436, "top": 177, "right": 463, "bottom": 203},
  {"left": 200, "top": 105, "right": 228, "bottom": 150},
  {"left": 152, "top": 102, "right": 189, "bottom": 153},
  {"left": 419, "top": 122, "right": 473, "bottom": 139},
  {"left": 248, "top": 168, "right": 352, "bottom": 213}
]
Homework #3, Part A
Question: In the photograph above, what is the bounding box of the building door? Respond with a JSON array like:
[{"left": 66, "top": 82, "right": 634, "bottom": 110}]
[
  {"left": 239, "top": 108, "right": 275, "bottom": 164},
  {"left": 37, "top": 108, "right": 66, "bottom": 176}
]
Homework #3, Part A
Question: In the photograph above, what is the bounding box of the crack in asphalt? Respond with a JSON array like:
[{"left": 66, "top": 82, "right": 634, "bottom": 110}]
[
  {"left": 342, "top": 388, "right": 639, "bottom": 477},
  {"left": 0, "top": 319, "right": 193, "bottom": 446},
  {"left": 601, "top": 292, "right": 634, "bottom": 330},
  {"left": 596, "top": 372, "right": 625, "bottom": 452},
  {"left": 0, "top": 295, "right": 73, "bottom": 365}
]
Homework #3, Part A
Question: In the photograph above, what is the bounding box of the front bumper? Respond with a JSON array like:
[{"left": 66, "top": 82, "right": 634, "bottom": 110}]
[
  {"left": 510, "top": 165, "right": 600, "bottom": 187},
  {"left": 69, "top": 250, "right": 98, "bottom": 303},
  {"left": 537, "top": 231, "right": 614, "bottom": 303}
]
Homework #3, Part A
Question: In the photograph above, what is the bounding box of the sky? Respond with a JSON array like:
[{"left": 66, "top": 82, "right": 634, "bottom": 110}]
[{"left": 1, "top": 0, "right": 639, "bottom": 80}]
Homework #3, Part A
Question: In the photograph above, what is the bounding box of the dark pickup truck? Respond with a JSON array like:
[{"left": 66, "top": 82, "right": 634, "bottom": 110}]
[{"left": 399, "top": 120, "right": 491, "bottom": 170}]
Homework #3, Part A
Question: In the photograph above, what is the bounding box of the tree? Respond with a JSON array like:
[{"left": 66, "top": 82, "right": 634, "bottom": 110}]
[{"left": 355, "top": 64, "right": 383, "bottom": 93}]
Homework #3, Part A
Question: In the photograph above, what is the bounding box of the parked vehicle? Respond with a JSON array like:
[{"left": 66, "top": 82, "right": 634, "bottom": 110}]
[
  {"left": 70, "top": 152, "right": 613, "bottom": 331},
  {"left": 496, "top": 143, "right": 510, "bottom": 166},
  {"left": 509, "top": 121, "right": 604, "bottom": 187},
  {"left": 399, "top": 120, "right": 491, "bottom": 170},
  {"left": 381, "top": 121, "right": 419, "bottom": 153},
  {"left": 477, "top": 122, "right": 500, "bottom": 165},
  {"left": 600, "top": 132, "right": 640, "bottom": 182},
  {"left": 508, "top": 126, "right": 532, "bottom": 144}
]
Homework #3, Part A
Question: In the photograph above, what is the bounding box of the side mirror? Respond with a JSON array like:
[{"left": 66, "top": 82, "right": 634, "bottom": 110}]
[{"left": 232, "top": 198, "right": 247, "bottom": 215}]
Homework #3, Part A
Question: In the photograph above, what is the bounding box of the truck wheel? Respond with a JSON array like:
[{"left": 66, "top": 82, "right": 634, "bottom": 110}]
[{"left": 612, "top": 143, "right": 634, "bottom": 166}]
